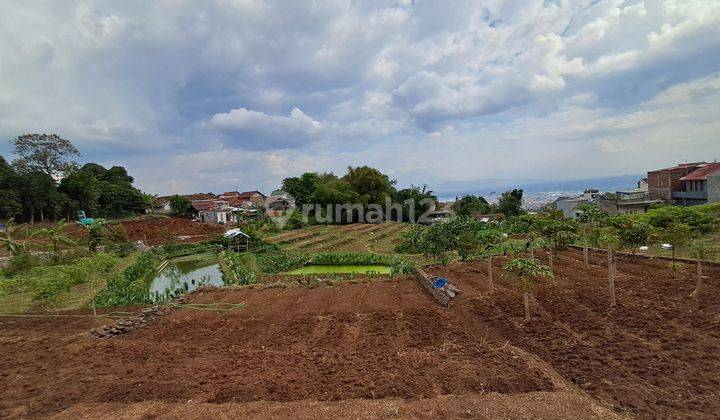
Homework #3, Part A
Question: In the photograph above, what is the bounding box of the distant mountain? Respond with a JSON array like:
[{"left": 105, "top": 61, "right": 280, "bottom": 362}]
[{"left": 434, "top": 174, "right": 644, "bottom": 206}]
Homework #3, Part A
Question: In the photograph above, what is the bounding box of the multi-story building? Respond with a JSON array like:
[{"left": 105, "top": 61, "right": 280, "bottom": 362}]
[
  {"left": 600, "top": 190, "right": 663, "bottom": 215},
  {"left": 672, "top": 162, "right": 720, "bottom": 206},
  {"left": 647, "top": 162, "right": 706, "bottom": 202}
]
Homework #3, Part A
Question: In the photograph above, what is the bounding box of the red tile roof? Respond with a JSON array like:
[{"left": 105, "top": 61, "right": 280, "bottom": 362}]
[
  {"left": 649, "top": 162, "right": 706, "bottom": 173},
  {"left": 679, "top": 163, "right": 720, "bottom": 181}
]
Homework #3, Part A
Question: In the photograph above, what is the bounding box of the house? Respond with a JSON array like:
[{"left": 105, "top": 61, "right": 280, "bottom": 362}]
[
  {"left": 647, "top": 162, "right": 706, "bottom": 202},
  {"left": 264, "top": 191, "right": 295, "bottom": 217},
  {"left": 217, "top": 191, "right": 266, "bottom": 209},
  {"left": 553, "top": 189, "right": 600, "bottom": 219},
  {"left": 672, "top": 162, "right": 720, "bottom": 206},
  {"left": 152, "top": 193, "right": 217, "bottom": 213},
  {"left": 637, "top": 178, "right": 649, "bottom": 191},
  {"left": 600, "top": 190, "right": 663, "bottom": 215},
  {"left": 192, "top": 200, "right": 237, "bottom": 224}
]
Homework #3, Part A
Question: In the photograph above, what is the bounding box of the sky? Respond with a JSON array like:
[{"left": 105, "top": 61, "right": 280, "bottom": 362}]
[{"left": 1, "top": 0, "right": 719, "bottom": 195}]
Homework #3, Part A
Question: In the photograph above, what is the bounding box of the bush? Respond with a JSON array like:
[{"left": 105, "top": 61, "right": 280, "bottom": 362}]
[
  {"left": 222, "top": 251, "right": 258, "bottom": 285},
  {"left": 94, "top": 247, "right": 172, "bottom": 306},
  {"left": 641, "top": 205, "right": 717, "bottom": 233},
  {"left": 1, "top": 253, "right": 119, "bottom": 301}
]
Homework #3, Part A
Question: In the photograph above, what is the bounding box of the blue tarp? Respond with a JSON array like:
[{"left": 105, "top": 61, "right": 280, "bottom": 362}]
[{"left": 433, "top": 277, "right": 448, "bottom": 289}]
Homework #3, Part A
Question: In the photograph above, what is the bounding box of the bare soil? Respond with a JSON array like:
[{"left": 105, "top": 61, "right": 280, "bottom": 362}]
[{"left": 1, "top": 249, "right": 717, "bottom": 418}]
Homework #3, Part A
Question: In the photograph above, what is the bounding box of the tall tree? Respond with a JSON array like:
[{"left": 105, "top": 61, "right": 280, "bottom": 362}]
[
  {"left": 281, "top": 172, "right": 320, "bottom": 208},
  {"left": 496, "top": 189, "right": 524, "bottom": 217},
  {"left": 11, "top": 134, "right": 80, "bottom": 178},
  {"left": 342, "top": 166, "right": 396, "bottom": 205},
  {"left": 394, "top": 185, "right": 437, "bottom": 223},
  {"left": 452, "top": 195, "right": 491, "bottom": 217},
  {"left": 169, "top": 195, "right": 192, "bottom": 217}
]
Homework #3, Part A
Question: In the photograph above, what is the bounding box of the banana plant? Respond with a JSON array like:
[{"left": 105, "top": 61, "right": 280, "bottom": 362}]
[
  {"left": 0, "top": 218, "right": 28, "bottom": 256},
  {"left": 30, "top": 220, "right": 76, "bottom": 262}
]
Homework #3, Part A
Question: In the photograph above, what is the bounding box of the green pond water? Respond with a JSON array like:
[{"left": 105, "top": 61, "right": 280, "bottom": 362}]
[
  {"left": 149, "top": 253, "right": 225, "bottom": 300},
  {"left": 284, "top": 265, "right": 391, "bottom": 275}
]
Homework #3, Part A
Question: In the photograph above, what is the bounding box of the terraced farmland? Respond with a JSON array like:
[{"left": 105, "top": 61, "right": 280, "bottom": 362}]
[{"left": 266, "top": 223, "right": 409, "bottom": 254}]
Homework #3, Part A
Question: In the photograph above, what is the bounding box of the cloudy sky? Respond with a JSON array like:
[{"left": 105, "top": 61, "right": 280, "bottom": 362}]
[{"left": 1, "top": 0, "right": 719, "bottom": 195}]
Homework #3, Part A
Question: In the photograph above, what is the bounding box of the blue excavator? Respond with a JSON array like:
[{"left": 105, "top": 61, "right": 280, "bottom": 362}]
[{"left": 76, "top": 210, "right": 94, "bottom": 226}]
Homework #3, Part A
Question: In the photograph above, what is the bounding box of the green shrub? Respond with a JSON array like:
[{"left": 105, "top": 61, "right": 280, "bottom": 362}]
[
  {"left": 222, "top": 251, "right": 258, "bottom": 285},
  {"left": 0, "top": 253, "right": 119, "bottom": 301},
  {"left": 94, "top": 248, "right": 164, "bottom": 306}
]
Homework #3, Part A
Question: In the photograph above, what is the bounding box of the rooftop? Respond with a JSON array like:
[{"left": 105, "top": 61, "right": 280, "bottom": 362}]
[
  {"left": 679, "top": 162, "right": 720, "bottom": 181},
  {"left": 648, "top": 162, "right": 706, "bottom": 173}
]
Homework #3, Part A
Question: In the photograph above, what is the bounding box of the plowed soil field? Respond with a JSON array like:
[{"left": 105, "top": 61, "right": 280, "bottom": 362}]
[{"left": 1, "top": 249, "right": 718, "bottom": 418}]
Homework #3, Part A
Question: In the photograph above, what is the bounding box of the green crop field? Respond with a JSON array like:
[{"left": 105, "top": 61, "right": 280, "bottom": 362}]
[{"left": 266, "top": 222, "right": 409, "bottom": 255}]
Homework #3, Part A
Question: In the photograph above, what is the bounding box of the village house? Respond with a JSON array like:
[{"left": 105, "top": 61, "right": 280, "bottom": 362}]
[
  {"left": 672, "top": 162, "right": 720, "bottom": 206},
  {"left": 600, "top": 189, "right": 663, "bottom": 215},
  {"left": 647, "top": 161, "right": 720, "bottom": 206},
  {"left": 192, "top": 199, "right": 237, "bottom": 224},
  {"left": 552, "top": 189, "right": 600, "bottom": 219},
  {"left": 217, "top": 191, "right": 266, "bottom": 209},
  {"left": 151, "top": 193, "right": 216, "bottom": 213},
  {"left": 647, "top": 162, "right": 707, "bottom": 202}
]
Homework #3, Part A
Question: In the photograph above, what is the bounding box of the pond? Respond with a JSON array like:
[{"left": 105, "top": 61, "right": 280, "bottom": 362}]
[
  {"left": 283, "top": 265, "right": 392, "bottom": 275},
  {"left": 148, "top": 253, "right": 225, "bottom": 301}
]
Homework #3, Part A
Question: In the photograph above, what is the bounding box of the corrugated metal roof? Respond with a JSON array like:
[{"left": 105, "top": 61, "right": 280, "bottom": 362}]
[{"left": 679, "top": 163, "right": 720, "bottom": 181}]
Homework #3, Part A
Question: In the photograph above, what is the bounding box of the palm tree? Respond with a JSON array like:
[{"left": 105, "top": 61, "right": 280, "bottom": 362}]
[
  {"left": 503, "top": 258, "right": 554, "bottom": 321},
  {"left": 0, "top": 218, "right": 28, "bottom": 256},
  {"left": 31, "top": 220, "right": 76, "bottom": 262}
]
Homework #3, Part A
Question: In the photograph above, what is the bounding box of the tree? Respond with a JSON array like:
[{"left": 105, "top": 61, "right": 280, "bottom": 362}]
[
  {"left": 688, "top": 242, "right": 713, "bottom": 298},
  {"left": 614, "top": 218, "right": 653, "bottom": 255},
  {"left": 11, "top": 133, "right": 80, "bottom": 178},
  {"left": 30, "top": 220, "right": 76, "bottom": 262},
  {"left": 594, "top": 228, "right": 621, "bottom": 308},
  {"left": 502, "top": 258, "right": 554, "bottom": 321},
  {"left": 58, "top": 169, "right": 99, "bottom": 215},
  {"left": 536, "top": 217, "right": 578, "bottom": 274},
  {"left": 423, "top": 222, "right": 456, "bottom": 265},
  {"left": 281, "top": 172, "right": 320, "bottom": 208},
  {"left": 87, "top": 219, "right": 108, "bottom": 252},
  {"left": 478, "top": 229, "right": 505, "bottom": 294},
  {"left": 169, "top": 195, "right": 192, "bottom": 217},
  {"left": 660, "top": 222, "right": 693, "bottom": 260},
  {"left": 342, "top": 166, "right": 396, "bottom": 205},
  {"left": 453, "top": 195, "right": 491, "bottom": 217},
  {"left": 496, "top": 189, "right": 524, "bottom": 217},
  {"left": 14, "top": 168, "right": 55, "bottom": 224},
  {"left": 394, "top": 185, "right": 437, "bottom": 223},
  {"left": 575, "top": 203, "right": 605, "bottom": 269}
]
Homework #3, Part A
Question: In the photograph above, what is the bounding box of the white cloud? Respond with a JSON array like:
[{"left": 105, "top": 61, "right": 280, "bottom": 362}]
[
  {"left": 0, "top": 0, "right": 719, "bottom": 195},
  {"left": 209, "top": 107, "right": 323, "bottom": 149}
]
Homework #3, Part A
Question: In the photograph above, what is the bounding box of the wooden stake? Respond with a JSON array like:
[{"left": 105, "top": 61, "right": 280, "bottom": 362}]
[{"left": 487, "top": 256, "right": 494, "bottom": 294}]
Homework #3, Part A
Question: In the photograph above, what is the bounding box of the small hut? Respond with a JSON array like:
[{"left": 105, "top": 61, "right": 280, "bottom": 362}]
[{"left": 223, "top": 228, "right": 250, "bottom": 252}]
